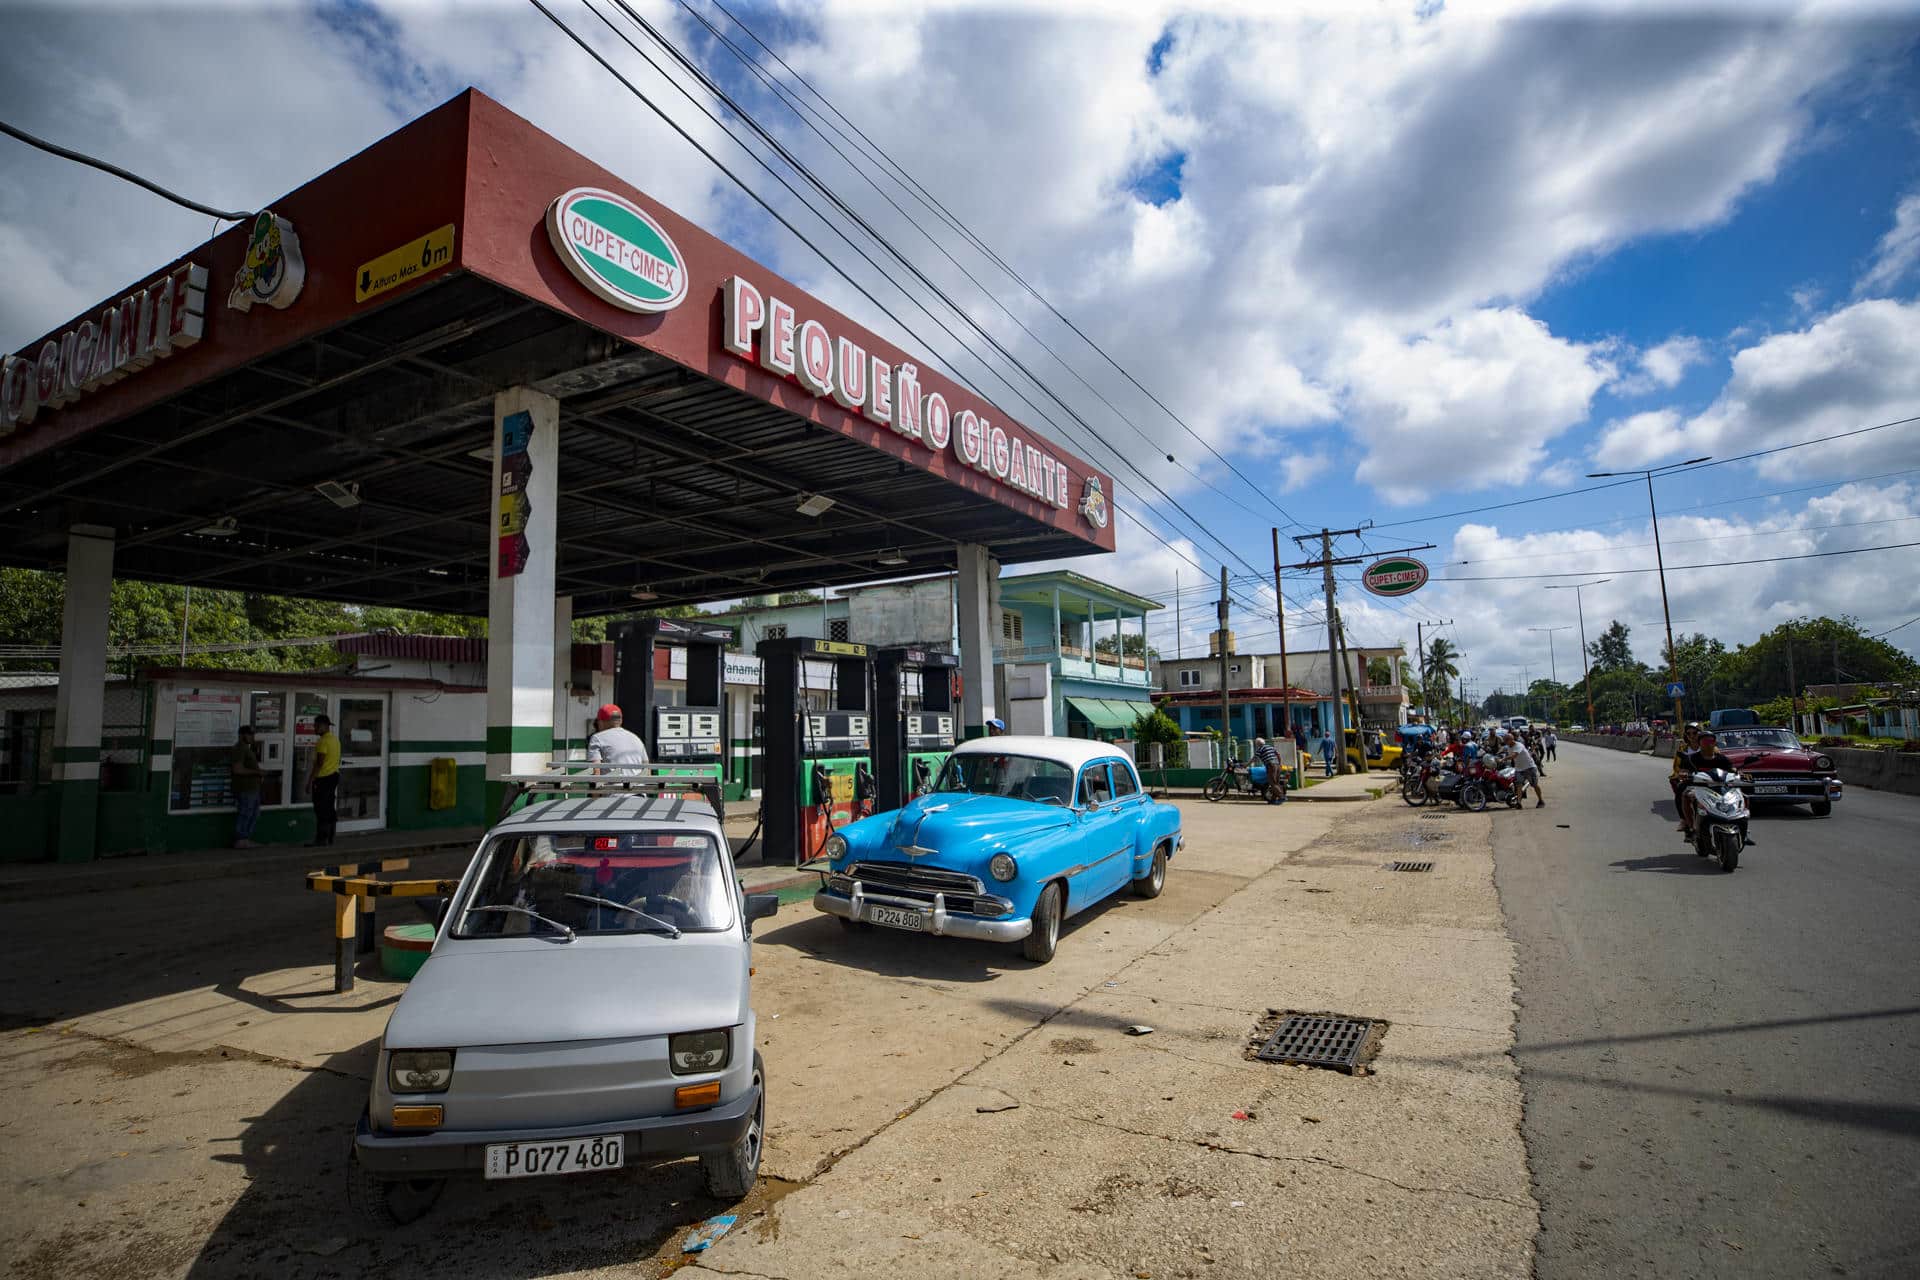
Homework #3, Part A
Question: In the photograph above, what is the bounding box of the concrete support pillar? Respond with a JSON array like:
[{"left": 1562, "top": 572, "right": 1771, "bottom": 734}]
[
  {"left": 552, "top": 594, "right": 575, "bottom": 756},
  {"left": 955, "top": 543, "right": 999, "bottom": 738},
  {"left": 52, "top": 525, "right": 114, "bottom": 863},
  {"left": 486, "top": 388, "right": 559, "bottom": 815}
]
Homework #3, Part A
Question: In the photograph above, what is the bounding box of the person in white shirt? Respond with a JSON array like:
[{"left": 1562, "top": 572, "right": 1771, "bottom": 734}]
[
  {"left": 587, "top": 703, "right": 650, "bottom": 773},
  {"left": 1505, "top": 735, "right": 1544, "bottom": 808}
]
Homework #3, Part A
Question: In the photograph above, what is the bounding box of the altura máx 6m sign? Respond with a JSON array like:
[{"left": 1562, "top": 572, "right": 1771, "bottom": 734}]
[
  {"left": 1362, "top": 556, "right": 1429, "bottom": 597},
  {"left": 546, "top": 188, "right": 689, "bottom": 313},
  {"left": 721, "top": 275, "right": 1085, "bottom": 517}
]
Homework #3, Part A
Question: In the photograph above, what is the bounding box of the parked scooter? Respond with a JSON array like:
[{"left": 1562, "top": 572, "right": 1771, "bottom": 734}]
[
  {"left": 1683, "top": 766, "right": 1750, "bottom": 872},
  {"left": 1409, "top": 757, "right": 1484, "bottom": 810}
]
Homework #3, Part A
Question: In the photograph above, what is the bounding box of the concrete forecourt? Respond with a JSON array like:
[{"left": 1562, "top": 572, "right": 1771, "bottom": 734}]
[{"left": 0, "top": 785, "right": 1537, "bottom": 1279}]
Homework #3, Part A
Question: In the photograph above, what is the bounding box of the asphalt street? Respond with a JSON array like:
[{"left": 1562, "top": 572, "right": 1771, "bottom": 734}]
[{"left": 1493, "top": 743, "right": 1920, "bottom": 1279}]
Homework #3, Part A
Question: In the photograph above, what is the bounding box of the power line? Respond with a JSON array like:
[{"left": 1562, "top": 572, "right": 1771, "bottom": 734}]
[
  {"left": 1873, "top": 614, "right": 1920, "bottom": 640},
  {"left": 1436, "top": 538, "right": 1920, "bottom": 581},
  {"left": 0, "top": 118, "right": 251, "bottom": 221},
  {"left": 553, "top": 0, "right": 1273, "bottom": 590},
  {"left": 685, "top": 0, "right": 1309, "bottom": 533}
]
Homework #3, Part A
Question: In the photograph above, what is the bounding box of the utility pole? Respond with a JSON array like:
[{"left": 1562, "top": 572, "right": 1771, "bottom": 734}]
[
  {"left": 1217, "top": 566, "right": 1232, "bottom": 766},
  {"left": 1415, "top": 618, "right": 1454, "bottom": 726},
  {"left": 1528, "top": 625, "right": 1570, "bottom": 722},
  {"left": 1589, "top": 457, "right": 1709, "bottom": 729},
  {"left": 1272, "top": 528, "right": 1291, "bottom": 746},
  {"left": 1785, "top": 621, "right": 1798, "bottom": 734},
  {"left": 1174, "top": 570, "right": 1180, "bottom": 660},
  {"left": 1335, "top": 609, "right": 1365, "bottom": 773},
  {"left": 1545, "top": 579, "right": 1610, "bottom": 728},
  {"left": 1290, "top": 529, "right": 1434, "bottom": 777}
]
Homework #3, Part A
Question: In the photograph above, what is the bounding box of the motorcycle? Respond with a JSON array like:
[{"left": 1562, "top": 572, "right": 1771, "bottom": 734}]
[
  {"left": 1204, "top": 760, "right": 1286, "bottom": 805},
  {"left": 1409, "top": 756, "right": 1484, "bottom": 810},
  {"left": 1469, "top": 757, "right": 1525, "bottom": 810},
  {"left": 1683, "top": 766, "right": 1750, "bottom": 872}
]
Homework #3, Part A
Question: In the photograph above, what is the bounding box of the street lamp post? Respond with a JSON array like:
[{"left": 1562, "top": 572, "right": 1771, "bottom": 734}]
[
  {"left": 1545, "top": 578, "right": 1612, "bottom": 727},
  {"left": 1586, "top": 456, "right": 1709, "bottom": 732},
  {"left": 1527, "top": 625, "right": 1570, "bottom": 721}
]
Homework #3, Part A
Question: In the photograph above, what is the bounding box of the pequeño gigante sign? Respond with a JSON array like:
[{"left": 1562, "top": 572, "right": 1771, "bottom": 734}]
[{"left": 1362, "top": 556, "right": 1429, "bottom": 597}]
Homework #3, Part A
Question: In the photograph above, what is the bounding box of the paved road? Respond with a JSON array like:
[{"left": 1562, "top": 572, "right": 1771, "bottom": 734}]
[{"left": 1494, "top": 743, "right": 1920, "bottom": 1279}]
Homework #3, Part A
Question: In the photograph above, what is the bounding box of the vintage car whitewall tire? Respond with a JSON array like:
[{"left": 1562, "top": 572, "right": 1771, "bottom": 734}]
[
  {"left": 1130, "top": 846, "right": 1167, "bottom": 899},
  {"left": 1022, "top": 883, "right": 1063, "bottom": 964},
  {"left": 701, "top": 1053, "right": 766, "bottom": 1199}
]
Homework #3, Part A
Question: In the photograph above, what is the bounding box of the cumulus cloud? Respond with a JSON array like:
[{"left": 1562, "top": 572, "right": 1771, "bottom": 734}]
[
  {"left": 1856, "top": 188, "right": 1920, "bottom": 297},
  {"left": 1420, "top": 479, "right": 1920, "bottom": 688},
  {"left": 1593, "top": 409, "right": 1684, "bottom": 469},
  {"left": 1279, "top": 450, "right": 1332, "bottom": 493},
  {"left": 1615, "top": 336, "right": 1710, "bottom": 396},
  {"left": 1339, "top": 308, "right": 1614, "bottom": 503}
]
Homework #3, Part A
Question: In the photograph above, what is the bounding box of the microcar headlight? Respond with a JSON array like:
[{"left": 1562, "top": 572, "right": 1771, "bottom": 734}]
[
  {"left": 989, "top": 852, "right": 1018, "bottom": 883},
  {"left": 388, "top": 1049, "right": 454, "bottom": 1093},
  {"left": 669, "top": 1029, "right": 731, "bottom": 1075},
  {"left": 823, "top": 834, "right": 849, "bottom": 862},
  {"left": 1812, "top": 754, "right": 1834, "bottom": 771}
]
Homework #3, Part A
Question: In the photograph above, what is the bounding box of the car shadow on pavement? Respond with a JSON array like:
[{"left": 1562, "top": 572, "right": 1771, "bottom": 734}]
[
  {"left": 754, "top": 892, "right": 1134, "bottom": 984},
  {"left": 183, "top": 1046, "right": 737, "bottom": 1280},
  {"left": 1609, "top": 852, "right": 1728, "bottom": 874}
]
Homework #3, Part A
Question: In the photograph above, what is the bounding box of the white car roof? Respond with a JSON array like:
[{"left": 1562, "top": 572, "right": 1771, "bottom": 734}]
[
  {"left": 492, "top": 791, "right": 724, "bottom": 839},
  {"left": 953, "top": 735, "right": 1133, "bottom": 769}
]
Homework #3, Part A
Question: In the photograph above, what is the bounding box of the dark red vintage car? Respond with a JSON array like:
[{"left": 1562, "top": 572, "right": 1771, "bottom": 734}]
[{"left": 1712, "top": 727, "right": 1841, "bottom": 815}]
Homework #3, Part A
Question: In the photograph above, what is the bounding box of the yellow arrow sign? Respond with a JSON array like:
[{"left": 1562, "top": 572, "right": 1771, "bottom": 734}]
[{"left": 356, "top": 224, "right": 456, "bottom": 304}]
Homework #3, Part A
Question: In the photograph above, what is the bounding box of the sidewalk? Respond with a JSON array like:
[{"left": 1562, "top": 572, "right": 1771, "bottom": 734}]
[{"left": 1154, "top": 768, "right": 1401, "bottom": 804}]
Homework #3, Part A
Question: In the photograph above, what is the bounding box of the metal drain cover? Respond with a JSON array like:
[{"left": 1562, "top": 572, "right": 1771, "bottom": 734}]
[
  {"left": 1418, "top": 813, "right": 1448, "bottom": 820},
  {"left": 1388, "top": 860, "right": 1434, "bottom": 872},
  {"left": 1255, "top": 1014, "right": 1379, "bottom": 1073}
]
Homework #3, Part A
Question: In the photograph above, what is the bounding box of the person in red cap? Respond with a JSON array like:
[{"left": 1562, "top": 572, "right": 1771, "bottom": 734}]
[{"left": 587, "top": 703, "right": 649, "bottom": 773}]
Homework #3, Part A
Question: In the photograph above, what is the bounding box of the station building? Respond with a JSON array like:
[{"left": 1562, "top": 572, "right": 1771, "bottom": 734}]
[{"left": 0, "top": 90, "right": 1117, "bottom": 862}]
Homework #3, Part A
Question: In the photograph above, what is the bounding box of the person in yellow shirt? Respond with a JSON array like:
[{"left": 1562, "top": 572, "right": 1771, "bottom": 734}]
[{"left": 307, "top": 713, "right": 342, "bottom": 846}]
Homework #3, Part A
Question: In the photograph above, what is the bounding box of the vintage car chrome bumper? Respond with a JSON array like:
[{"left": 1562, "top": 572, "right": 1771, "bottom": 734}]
[
  {"left": 1737, "top": 775, "right": 1841, "bottom": 802},
  {"left": 353, "top": 1086, "right": 759, "bottom": 1178},
  {"left": 814, "top": 885, "right": 1031, "bottom": 941}
]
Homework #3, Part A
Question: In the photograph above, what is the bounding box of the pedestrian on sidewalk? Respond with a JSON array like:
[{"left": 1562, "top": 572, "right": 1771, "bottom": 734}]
[
  {"left": 231, "top": 725, "right": 264, "bottom": 848},
  {"left": 306, "top": 714, "right": 340, "bottom": 847},
  {"left": 1320, "top": 733, "right": 1336, "bottom": 778},
  {"left": 1507, "top": 734, "right": 1545, "bottom": 808}
]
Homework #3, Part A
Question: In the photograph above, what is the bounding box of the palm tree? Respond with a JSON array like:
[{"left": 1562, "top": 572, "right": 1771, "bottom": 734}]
[{"left": 1425, "top": 637, "right": 1461, "bottom": 719}]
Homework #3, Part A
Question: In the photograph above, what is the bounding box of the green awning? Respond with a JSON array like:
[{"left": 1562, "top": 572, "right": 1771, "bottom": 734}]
[{"left": 1065, "top": 697, "right": 1151, "bottom": 731}]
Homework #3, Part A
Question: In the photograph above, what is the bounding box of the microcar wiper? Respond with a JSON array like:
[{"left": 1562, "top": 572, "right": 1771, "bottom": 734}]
[
  {"left": 563, "top": 893, "right": 682, "bottom": 937},
  {"left": 465, "top": 904, "right": 576, "bottom": 940}
]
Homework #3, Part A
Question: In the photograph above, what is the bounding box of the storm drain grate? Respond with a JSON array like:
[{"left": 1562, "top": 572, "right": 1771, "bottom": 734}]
[
  {"left": 1255, "top": 1014, "right": 1379, "bottom": 1073},
  {"left": 1387, "top": 860, "right": 1434, "bottom": 872},
  {"left": 1418, "top": 813, "right": 1449, "bottom": 820}
]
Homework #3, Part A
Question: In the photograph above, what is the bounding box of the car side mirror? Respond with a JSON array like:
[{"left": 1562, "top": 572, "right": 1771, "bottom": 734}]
[
  {"left": 745, "top": 893, "right": 779, "bottom": 924},
  {"left": 426, "top": 896, "right": 451, "bottom": 929}
]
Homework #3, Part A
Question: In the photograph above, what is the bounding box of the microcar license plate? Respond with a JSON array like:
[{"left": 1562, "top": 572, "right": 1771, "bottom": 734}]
[
  {"left": 866, "top": 904, "right": 925, "bottom": 932},
  {"left": 1755, "top": 784, "right": 1789, "bottom": 794},
  {"left": 484, "top": 1133, "right": 625, "bottom": 1179}
]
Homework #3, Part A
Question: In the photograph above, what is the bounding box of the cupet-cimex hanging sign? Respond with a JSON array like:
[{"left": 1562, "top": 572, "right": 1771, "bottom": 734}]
[{"left": 1362, "top": 556, "right": 1429, "bottom": 597}]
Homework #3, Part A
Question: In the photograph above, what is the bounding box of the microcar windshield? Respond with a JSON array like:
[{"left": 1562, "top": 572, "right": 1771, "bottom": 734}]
[
  {"left": 451, "top": 830, "right": 734, "bottom": 938},
  {"left": 931, "top": 752, "right": 1077, "bottom": 805}
]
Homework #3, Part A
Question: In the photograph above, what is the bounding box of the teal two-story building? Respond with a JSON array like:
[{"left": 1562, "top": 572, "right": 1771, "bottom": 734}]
[{"left": 992, "top": 571, "right": 1163, "bottom": 740}]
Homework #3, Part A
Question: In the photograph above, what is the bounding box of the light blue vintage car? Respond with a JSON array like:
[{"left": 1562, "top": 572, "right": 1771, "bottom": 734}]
[{"left": 814, "top": 736, "right": 1184, "bottom": 964}]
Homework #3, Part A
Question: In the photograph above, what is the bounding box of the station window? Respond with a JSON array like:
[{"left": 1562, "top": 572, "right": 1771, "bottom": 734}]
[
  {"left": 1000, "top": 611, "right": 1024, "bottom": 643},
  {"left": 827, "top": 619, "right": 850, "bottom": 642}
]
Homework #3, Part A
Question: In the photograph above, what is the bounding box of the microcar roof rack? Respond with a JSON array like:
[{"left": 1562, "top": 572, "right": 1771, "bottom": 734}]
[{"left": 493, "top": 761, "right": 725, "bottom": 824}]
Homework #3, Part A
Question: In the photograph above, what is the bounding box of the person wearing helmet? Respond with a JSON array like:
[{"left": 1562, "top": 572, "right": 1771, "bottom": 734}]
[{"left": 587, "top": 703, "right": 650, "bottom": 774}]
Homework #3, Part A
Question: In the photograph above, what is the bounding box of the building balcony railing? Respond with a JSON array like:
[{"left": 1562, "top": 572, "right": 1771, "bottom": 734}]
[
  {"left": 994, "top": 644, "right": 1151, "bottom": 683},
  {"left": 1361, "top": 685, "right": 1406, "bottom": 701}
]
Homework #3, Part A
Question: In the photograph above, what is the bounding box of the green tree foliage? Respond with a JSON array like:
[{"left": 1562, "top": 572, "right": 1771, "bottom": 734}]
[
  {"left": 1424, "top": 637, "right": 1460, "bottom": 687},
  {"left": 1587, "top": 620, "right": 1638, "bottom": 674},
  {"left": 1094, "top": 632, "right": 1159, "bottom": 661},
  {"left": 1130, "top": 708, "right": 1188, "bottom": 768},
  {"left": 1365, "top": 656, "right": 1394, "bottom": 685},
  {"left": 1715, "top": 616, "right": 1920, "bottom": 706}
]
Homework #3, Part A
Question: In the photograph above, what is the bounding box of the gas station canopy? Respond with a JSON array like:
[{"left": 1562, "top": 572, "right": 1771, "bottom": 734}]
[{"left": 0, "top": 91, "right": 1116, "bottom": 615}]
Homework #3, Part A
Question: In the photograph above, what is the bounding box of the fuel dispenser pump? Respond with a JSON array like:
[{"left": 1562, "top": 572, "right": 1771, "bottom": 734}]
[
  {"left": 610, "top": 616, "right": 736, "bottom": 777},
  {"left": 757, "top": 636, "right": 874, "bottom": 866},
  {"left": 873, "top": 646, "right": 960, "bottom": 813}
]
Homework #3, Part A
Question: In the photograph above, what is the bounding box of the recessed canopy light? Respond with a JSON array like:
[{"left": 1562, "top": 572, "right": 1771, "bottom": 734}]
[
  {"left": 795, "top": 493, "right": 835, "bottom": 517},
  {"left": 876, "top": 548, "right": 908, "bottom": 566},
  {"left": 193, "top": 516, "right": 238, "bottom": 537},
  {"left": 630, "top": 585, "right": 659, "bottom": 601},
  {"left": 315, "top": 480, "right": 361, "bottom": 509}
]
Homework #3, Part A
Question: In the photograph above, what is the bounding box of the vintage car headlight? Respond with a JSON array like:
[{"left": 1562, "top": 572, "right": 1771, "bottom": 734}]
[
  {"left": 823, "top": 834, "right": 849, "bottom": 862},
  {"left": 669, "top": 1029, "right": 732, "bottom": 1075},
  {"left": 388, "top": 1049, "right": 454, "bottom": 1093},
  {"left": 989, "top": 852, "right": 1018, "bottom": 882},
  {"left": 1812, "top": 754, "right": 1834, "bottom": 771}
]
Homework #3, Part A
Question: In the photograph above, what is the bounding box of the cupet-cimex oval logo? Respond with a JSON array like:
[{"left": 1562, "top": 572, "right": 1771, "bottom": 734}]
[{"left": 546, "top": 187, "right": 688, "bottom": 314}]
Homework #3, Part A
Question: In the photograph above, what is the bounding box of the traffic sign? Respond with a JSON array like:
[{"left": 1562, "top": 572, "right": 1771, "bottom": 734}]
[{"left": 1666, "top": 681, "right": 1685, "bottom": 698}]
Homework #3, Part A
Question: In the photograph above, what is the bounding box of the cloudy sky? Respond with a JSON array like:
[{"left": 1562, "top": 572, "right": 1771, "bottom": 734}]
[{"left": 4, "top": 0, "right": 1919, "bottom": 697}]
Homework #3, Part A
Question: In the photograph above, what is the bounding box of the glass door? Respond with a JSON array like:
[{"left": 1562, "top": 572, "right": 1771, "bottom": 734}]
[{"left": 332, "top": 695, "right": 388, "bottom": 833}]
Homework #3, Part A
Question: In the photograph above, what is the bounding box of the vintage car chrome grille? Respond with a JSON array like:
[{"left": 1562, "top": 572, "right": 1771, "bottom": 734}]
[{"left": 836, "top": 861, "right": 1003, "bottom": 915}]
